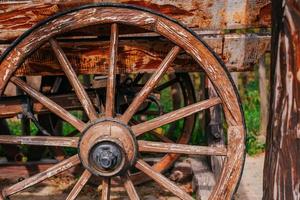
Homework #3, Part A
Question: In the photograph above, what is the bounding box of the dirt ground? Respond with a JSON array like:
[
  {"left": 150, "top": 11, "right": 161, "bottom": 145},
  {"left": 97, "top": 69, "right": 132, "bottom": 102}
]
[
  {"left": 0, "top": 179, "right": 191, "bottom": 200},
  {"left": 235, "top": 153, "right": 265, "bottom": 200},
  {"left": 0, "top": 153, "right": 265, "bottom": 200}
]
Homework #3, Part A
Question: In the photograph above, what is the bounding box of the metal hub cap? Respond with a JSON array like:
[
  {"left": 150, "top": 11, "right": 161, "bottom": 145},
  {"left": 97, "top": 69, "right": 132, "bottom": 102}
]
[
  {"left": 79, "top": 119, "right": 137, "bottom": 177},
  {"left": 90, "top": 141, "right": 123, "bottom": 170}
]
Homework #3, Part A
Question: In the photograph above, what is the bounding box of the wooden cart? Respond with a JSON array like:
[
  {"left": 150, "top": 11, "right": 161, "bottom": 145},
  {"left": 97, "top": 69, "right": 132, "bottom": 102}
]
[{"left": 0, "top": 1, "right": 271, "bottom": 199}]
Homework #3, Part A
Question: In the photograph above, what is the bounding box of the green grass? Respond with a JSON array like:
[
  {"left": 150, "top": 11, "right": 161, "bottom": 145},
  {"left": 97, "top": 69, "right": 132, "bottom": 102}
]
[
  {"left": 188, "top": 71, "right": 266, "bottom": 155},
  {"left": 240, "top": 71, "right": 265, "bottom": 156},
  {"left": 190, "top": 117, "right": 205, "bottom": 145},
  {"left": 8, "top": 120, "right": 38, "bottom": 136}
]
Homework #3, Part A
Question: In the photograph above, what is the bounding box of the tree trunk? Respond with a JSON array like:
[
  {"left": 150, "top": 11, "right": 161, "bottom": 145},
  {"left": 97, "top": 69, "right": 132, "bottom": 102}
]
[{"left": 263, "top": 0, "right": 300, "bottom": 199}]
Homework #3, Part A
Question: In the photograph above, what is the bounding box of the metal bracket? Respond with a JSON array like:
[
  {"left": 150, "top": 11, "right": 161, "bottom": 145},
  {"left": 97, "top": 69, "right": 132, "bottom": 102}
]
[{"left": 21, "top": 96, "right": 51, "bottom": 136}]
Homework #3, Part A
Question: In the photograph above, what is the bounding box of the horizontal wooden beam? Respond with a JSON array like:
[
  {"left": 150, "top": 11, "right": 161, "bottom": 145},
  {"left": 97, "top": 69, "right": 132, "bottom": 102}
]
[
  {"left": 0, "top": 92, "right": 98, "bottom": 118},
  {"left": 0, "top": 0, "right": 271, "bottom": 41},
  {"left": 0, "top": 34, "right": 270, "bottom": 74}
]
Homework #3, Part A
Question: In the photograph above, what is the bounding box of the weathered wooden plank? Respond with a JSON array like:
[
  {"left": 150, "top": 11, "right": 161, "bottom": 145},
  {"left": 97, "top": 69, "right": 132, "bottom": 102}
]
[
  {"left": 223, "top": 34, "right": 270, "bottom": 71},
  {"left": 0, "top": 92, "right": 97, "bottom": 118},
  {"left": 0, "top": 34, "right": 270, "bottom": 73},
  {"left": 0, "top": 0, "right": 271, "bottom": 41},
  {"left": 263, "top": 0, "right": 300, "bottom": 199},
  {"left": 0, "top": 135, "right": 79, "bottom": 147}
]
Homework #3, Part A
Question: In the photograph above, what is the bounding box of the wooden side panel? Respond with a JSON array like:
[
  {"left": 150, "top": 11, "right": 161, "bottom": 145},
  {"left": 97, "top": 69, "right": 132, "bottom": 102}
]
[
  {"left": 0, "top": 0, "right": 271, "bottom": 41},
  {"left": 0, "top": 34, "right": 270, "bottom": 74},
  {"left": 223, "top": 34, "right": 270, "bottom": 71}
]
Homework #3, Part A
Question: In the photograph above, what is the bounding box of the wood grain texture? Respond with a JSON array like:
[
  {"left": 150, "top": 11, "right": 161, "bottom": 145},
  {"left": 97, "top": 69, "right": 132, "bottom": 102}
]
[
  {"left": 66, "top": 170, "right": 91, "bottom": 200},
  {"left": 135, "top": 159, "right": 193, "bottom": 200},
  {"left": 263, "top": 0, "right": 300, "bottom": 199},
  {"left": 0, "top": 0, "right": 271, "bottom": 41},
  {"left": 138, "top": 140, "right": 227, "bottom": 156},
  {"left": 0, "top": 92, "right": 98, "bottom": 118},
  {"left": 132, "top": 97, "right": 221, "bottom": 136},
  {"left": 2, "top": 155, "right": 80, "bottom": 197},
  {"left": 0, "top": 7, "right": 246, "bottom": 199},
  {"left": 222, "top": 34, "right": 270, "bottom": 71},
  {"left": 122, "top": 173, "right": 140, "bottom": 200},
  {"left": 105, "top": 23, "right": 118, "bottom": 118},
  {"left": 49, "top": 38, "right": 98, "bottom": 121},
  {"left": 120, "top": 46, "right": 181, "bottom": 123},
  {"left": 10, "top": 76, "right": 86, "bottom": 132},
  {"left": 258, "top": 56, "right": 269, "bottom": 137},
  {"left": 0, "top": 135, "right": 79, "bottom": 147},
  {"left": 209, "top": 126, "right": 245, "bottom": 199},
  {"left": 156, "top": 17, "right": 242, "bottom": 127},
  {"left": 0, "top": 162, "right": 80, "bottom": 179},
  {"left": 0, "top": 34, "right": 270, "bottom": 74},
  {"left": 128, "top": 73, "right": 196, "bottom": 186},
  {"left": 101, "top": 178, "right": 111, "bottom": 200},
  {"left": 130, "top": 118, "right": 175, "bottom": 143},
  {"left": 205, "top": 80, "right": 226, "bottom": 185},
  {"left": 0, "top": 7, "right": 158, "bottom": 94}
]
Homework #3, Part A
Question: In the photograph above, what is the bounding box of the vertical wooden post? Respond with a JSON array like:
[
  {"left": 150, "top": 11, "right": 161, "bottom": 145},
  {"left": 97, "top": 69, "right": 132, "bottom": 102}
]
[
  {"left": 263, "top": 0, "right": 300, "bottom": 199},
  {"left": 206, "top": 80, "right": 225, "bottom": 179},
  {"left": 258, "top": 55, "right": 269, "bottom": 139},
  {"left": 199, "top": 73, "right": 207, "bottom": 134}
]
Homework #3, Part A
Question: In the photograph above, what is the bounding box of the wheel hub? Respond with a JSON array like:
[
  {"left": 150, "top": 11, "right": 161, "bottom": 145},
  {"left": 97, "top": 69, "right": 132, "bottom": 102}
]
[
  {"left": 90, "top": 141, "right": 122, "bottom": 170},
  {"left": 79, "top": 119, "right": 137, "bottom": 177}
]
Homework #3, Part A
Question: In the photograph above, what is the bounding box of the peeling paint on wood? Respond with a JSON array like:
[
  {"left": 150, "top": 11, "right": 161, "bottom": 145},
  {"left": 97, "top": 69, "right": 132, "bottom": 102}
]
[
  {"left": 263, "top": 0, "right": 300, "bottom": 199},
  {"left": 0, "top": 34, "right": 270, "bottom": 74},
  {"left": 0, "top": 0, "right": 271, "bottom": 41}
]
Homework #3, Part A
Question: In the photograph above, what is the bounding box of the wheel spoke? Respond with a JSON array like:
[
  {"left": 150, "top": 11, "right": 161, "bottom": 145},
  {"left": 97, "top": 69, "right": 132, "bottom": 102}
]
[
  {"left": 132, "top": 97, "right": 222, "bottom": 136},
  {"left": 144, "top": 129, "right": 174, "bottom": 143},
  {"left": 101, "top": 178, "right": 110, "bottom": 200},
  {"left": 131, "top": 119, "right": 173, "bottom": 143},
  {"left": 66, "top": 170, "right": 91, "bottom": 200},
  {"left": 2, "top": 155, "right": 80, "bottom": 197},
  {"left": 49, "top": 38, "right": 98, "bottom": 121},
  {"left": 11, "top": 77, "right": 85, "bottom": 132},
  {"left": 105, "top": 23, "right": 119, "bottom": 118},
  {"left": 122, "top": 172, "right": 140, "bottom": 200},
  {"left": 120, "top": 46, "right": 181, "bottom": 123},
  {"left": 135, "top": 159, "right": 193, "bottom": 200},
  {"left": 0, "top": 135, "right": 79, "bottom": 148},
  {"left": 138, "top": 140, "right": 227, "bottom": 156},
  {"left": 135, "top": 111, "right": 162, "bottom": 116}
]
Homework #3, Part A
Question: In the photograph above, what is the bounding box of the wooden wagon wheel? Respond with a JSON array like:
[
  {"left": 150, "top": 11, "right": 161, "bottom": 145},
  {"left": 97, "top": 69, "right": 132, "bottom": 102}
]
[
  {"left": 2, "top": 73, "right": 196, "bottom": 168},
  {"left": 0, "top": 3, "right": 245, "bottom": 200}
]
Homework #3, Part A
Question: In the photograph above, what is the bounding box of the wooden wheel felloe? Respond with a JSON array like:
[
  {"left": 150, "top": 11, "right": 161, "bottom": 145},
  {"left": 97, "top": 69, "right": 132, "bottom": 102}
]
[{"left": 0, "top": 3, "right": 245, "bottom": 200}]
